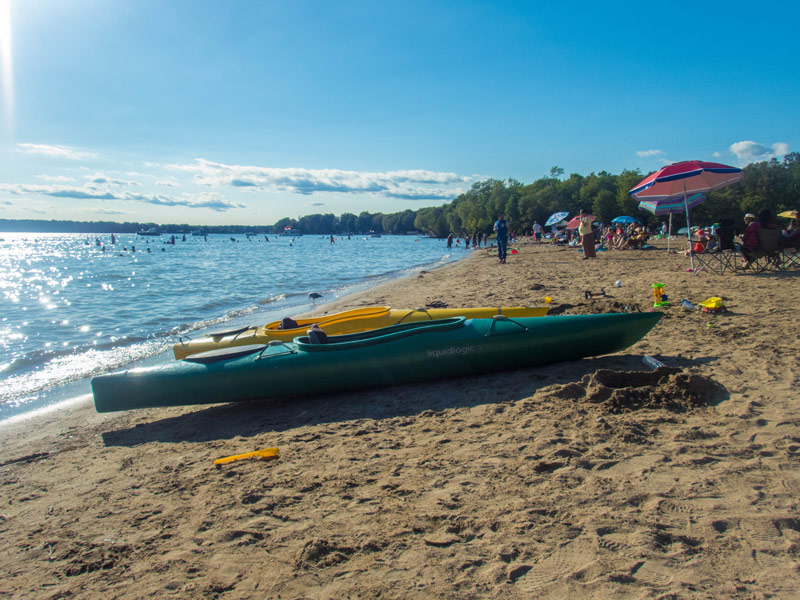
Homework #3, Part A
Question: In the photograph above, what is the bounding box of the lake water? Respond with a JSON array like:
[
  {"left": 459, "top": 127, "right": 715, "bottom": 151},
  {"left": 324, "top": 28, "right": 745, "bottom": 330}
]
[{"left": 0, "top": 232, "right": 462, "bottom": 423}]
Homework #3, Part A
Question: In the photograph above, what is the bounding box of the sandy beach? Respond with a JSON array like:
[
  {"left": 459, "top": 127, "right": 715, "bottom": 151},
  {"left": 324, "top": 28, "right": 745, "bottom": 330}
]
[{"left": 2, "top": 238, "right": 799, "bottom": 599}]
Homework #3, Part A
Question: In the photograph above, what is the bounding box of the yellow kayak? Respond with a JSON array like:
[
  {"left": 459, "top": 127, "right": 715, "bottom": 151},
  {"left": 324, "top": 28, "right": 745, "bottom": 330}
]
[{"left": 173, "top": 305, "right": 549, "bottom": 359}]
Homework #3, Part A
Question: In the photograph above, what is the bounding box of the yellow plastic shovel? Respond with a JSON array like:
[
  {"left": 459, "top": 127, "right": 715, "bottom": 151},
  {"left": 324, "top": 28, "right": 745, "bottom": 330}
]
[{"left": 214, "top": 447, "right": 279, "bottom": 466}]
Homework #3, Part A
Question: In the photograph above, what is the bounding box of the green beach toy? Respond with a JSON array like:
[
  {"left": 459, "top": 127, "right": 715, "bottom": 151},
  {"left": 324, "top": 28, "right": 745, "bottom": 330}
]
[{"left": 652, "top": 283, "right": 669, "bottom": 307}]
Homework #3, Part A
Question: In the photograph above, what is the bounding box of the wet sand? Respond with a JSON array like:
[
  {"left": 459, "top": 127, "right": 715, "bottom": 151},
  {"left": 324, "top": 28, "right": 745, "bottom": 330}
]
[{"left": 2, "top": 238, "right": 799, "bottom": 598}]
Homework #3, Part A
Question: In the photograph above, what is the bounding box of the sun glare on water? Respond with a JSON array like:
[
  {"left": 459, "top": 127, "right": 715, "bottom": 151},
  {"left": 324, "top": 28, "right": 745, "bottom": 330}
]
[{"left": 0, "top": 0, "right": 14, "bottom": 134}]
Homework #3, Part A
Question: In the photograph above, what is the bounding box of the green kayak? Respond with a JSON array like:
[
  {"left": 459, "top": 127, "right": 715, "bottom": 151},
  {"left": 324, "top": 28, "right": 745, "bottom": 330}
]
[{"left": 92, "top": 312, "right": 662, "bottom": 413}]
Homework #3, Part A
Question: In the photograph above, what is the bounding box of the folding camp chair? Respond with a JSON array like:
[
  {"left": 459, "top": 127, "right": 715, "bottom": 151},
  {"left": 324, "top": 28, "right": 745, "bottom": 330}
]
[
  {"left": 742, "top": 227, "right": 784, "bottom": 272},
  {"left": 694, "top": 218, "right": 737, "bottom": 275},
  {"left": 782, "top": 238, "right": 800, "bottom": 269}
]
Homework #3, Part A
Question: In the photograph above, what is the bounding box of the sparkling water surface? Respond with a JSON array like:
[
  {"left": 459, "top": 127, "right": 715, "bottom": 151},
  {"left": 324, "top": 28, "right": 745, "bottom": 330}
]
[{"left": 0, "top": 232, "right": 459, "bottom": 422}]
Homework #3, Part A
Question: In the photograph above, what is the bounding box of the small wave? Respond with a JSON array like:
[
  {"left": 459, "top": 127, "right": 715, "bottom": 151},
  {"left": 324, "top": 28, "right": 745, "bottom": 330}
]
[
  {"left": 225, "top": 305, "right": 260, "bottom": 319},
  {"left": 166, "top": 304, "right": 259, "bottom": 337},
  {"left": 1, "top": 336, "right": 150, "bottom": 376},
  {"left": 0, "top": 338, "right": 171, "bottom": 406},
  {"left": 256, "top": 293, "right": 286, "bottom": 305},
  {"left": 196, "top": 297, "right": 249, "bottom": 312}
]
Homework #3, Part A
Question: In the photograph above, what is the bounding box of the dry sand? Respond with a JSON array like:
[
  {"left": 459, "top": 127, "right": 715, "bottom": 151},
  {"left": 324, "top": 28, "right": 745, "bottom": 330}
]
[{"left": 2, "top": 238, "right": 799, "bottom": 599}]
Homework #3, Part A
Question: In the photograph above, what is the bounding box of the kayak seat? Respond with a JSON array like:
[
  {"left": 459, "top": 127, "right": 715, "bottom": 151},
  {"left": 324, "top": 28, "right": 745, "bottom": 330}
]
[
  {"left": 307, "top": 327, "right": 328, "bottom": 344},
  {"left": 278, "top": 317, "right": 299, "bottom": 330}
]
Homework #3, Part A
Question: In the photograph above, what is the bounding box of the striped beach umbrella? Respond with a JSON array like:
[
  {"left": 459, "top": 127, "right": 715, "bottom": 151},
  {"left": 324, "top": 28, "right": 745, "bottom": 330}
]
[
  {"left": 638, "top": 193, "right": 706, "bottom": 216},
  {"left": 638, "top": 193, "right": 706, "bottom": 251},
  {"left": 630, "top": 161, "right": 743, "bottom": 269},
  {"left": 629, "top": 161, "right": 742, "bottom": 199}
]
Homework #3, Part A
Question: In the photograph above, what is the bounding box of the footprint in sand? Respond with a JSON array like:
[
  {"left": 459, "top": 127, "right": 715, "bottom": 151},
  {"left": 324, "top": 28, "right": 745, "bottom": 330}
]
[
  {"left": 512, "top": 538, "right": 597, "bottom": 591},
  {"left": 632, "top": 559, "right": 674, "bottom": 588},
  {"left": 742, "top": 517, "right": 790, "bottom": 553}
]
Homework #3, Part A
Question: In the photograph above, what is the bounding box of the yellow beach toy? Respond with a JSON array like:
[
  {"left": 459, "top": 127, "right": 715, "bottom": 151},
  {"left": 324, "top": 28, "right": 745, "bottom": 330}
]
[
  {"left": 697, "top": 297, "right": 726, "bottom": 313},
  {"left": 173, "top": 305, "right": 549, "bottom": 359},
  {"left": 214, "top": 447, "right": 279, "bottom": 466}
]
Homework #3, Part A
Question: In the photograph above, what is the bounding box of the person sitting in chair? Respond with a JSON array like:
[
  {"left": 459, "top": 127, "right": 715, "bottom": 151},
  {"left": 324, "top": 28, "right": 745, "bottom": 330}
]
[
  {"left": 740, "top": 210, "right": 778, "bottom": 269},
  {"left": 781, "top": 211, "right": 800, "bottom": 249},
  {"left": 739, "top": 213, "right": 759, "bottom": 268},
  {"left": 628, "top": 226, "right": 646, "bottom": 249},
  {"left": 693, "top": 228, "right": 709, "bottom": 253}
]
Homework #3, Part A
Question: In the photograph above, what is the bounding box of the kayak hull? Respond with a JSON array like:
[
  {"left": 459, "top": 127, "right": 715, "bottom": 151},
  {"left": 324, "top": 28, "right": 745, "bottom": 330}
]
[
  {"left": 94, "top": 312, "right": 662, "bottom": 413},
  {"left": 172, "top": 306, "right": 549, "bottom": 359}
]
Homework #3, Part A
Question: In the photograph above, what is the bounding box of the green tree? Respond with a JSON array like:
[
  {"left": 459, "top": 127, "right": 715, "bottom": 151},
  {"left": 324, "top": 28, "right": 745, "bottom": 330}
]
[
  {"left": 592, "top": 190, "right": 618, "bottom": 224},
  {"left": 356, "top": 212, "right": 373, "bottom": 233},
  {"left": 339, "top": 212, "right": 358, "bottom": 233}
]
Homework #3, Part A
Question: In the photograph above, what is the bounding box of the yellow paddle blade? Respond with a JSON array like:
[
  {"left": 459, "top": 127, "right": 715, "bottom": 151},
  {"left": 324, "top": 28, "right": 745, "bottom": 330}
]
[{"left": 214, "top": 447, "right": 279, "bottom": 465}]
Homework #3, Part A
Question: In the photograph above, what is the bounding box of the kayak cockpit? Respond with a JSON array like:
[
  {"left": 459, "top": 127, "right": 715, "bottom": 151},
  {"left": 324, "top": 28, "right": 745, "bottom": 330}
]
[{"left": 295, "top": 317, "right": 467, "bottom": 351}]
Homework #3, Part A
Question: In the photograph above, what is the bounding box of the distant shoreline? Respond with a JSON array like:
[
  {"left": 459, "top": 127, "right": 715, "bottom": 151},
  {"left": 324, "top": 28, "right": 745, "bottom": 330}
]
[{"left": 0, "top": 220, "right": 432, "bottom": 237}]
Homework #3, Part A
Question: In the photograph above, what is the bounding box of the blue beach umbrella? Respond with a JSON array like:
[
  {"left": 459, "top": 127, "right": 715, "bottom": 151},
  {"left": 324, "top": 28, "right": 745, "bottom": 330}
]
[
  {"left": 545, "top": 211, "right": 569, "bottom": 227},
  {"left": 611, "top": 216, "right": 641, "bottom": 224}
]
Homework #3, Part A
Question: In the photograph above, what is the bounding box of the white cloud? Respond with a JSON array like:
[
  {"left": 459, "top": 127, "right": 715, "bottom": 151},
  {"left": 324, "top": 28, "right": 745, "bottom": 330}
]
[
  {"left": 166, "top": 158, "right": 470, "bottom": 200},
  {"left": 16, "top": 143, "right": 98, "bottom": 160},
  {"left": 84, "top": 173, "right": 140, "bottom": 186},
  {"left": 156, "top": 179, "right": 179, "bottom": 188},
  {"left": 730, "top": 140, "right": 790, "bottom": 164},
  {"left": 0, "top": 182, "right": 243, "bottom": 212},
  {"left": 636, "top": 149, "right": 663, "bottom": 157},
  {"left": 773, "top": 142, "right": 790, "bottom": 156},
  {"left": 36, "top": 174, "right": 75, "bottom": 182},
  {"left": 0, "top": 182, "right": 118, "bottom": 199},
  {"left": 126, "top": 191, "right": 244, "bottom": 212}
]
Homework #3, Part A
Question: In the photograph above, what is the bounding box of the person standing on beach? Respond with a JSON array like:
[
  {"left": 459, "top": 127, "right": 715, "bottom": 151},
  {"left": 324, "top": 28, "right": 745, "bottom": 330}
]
[
  {"left": 578, "top": 209, "right": 596, "bottom": 259},
  {"left": 494, "top": 212, "right": 509, "bottom": 263},
  {"left": 532, "top": 221, "right": 543, "bottom": 243}
]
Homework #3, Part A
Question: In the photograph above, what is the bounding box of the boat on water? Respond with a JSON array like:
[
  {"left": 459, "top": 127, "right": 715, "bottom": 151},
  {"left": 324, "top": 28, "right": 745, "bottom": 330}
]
[
  {"left": 172, "top": 305, "right": 550, "bottom": 359},
  {"left": 93, "top": 312, "right": 662, "bottom": 413},
  {"left": 137, "top": 227, "right": 161, "bottom": 236}
]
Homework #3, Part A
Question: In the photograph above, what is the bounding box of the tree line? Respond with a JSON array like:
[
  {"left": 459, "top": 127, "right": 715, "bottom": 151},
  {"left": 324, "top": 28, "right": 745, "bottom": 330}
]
[
  {"left": 3, "top": 155, "right": 797, "bottom": 236},
  {"left": 413, "top": 154, "right": 800, "bottom": 238}
]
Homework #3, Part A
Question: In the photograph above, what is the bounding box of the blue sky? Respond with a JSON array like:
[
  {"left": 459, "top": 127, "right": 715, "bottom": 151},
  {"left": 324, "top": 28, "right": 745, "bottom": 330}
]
[{"left": 1, "top": 0, "right": 798, "bottom": 226}]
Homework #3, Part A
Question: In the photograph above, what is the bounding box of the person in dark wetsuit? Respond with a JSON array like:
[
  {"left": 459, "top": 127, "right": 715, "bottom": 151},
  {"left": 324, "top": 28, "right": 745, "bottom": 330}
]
[{"left": 493, "top": 212, "right": 509, "bottom": 263}]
